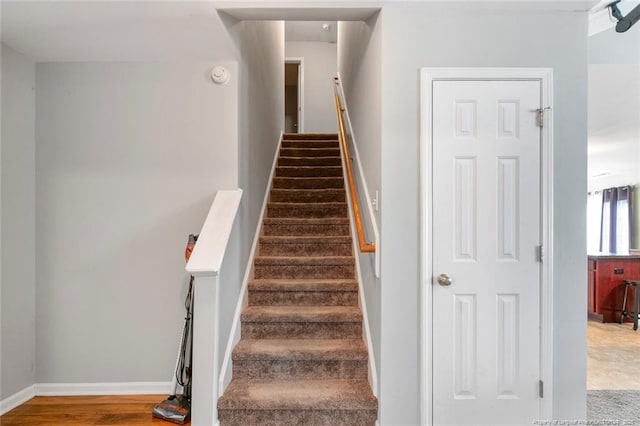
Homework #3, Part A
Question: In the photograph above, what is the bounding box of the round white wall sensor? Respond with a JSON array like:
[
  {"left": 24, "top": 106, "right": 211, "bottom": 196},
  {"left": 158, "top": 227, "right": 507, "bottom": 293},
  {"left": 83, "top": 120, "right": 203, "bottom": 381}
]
[{"left": 211, "top": 66, "right": 230, "bottom": 85}]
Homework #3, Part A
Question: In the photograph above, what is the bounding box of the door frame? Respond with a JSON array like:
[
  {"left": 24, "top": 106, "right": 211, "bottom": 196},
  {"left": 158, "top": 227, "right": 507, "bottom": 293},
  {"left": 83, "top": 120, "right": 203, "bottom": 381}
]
[
  {"left": 285, "top": 57, "right": 304, "bottom": 133},
  {"left": 419, "top": 68, "right": 554, "bottom": 425}
]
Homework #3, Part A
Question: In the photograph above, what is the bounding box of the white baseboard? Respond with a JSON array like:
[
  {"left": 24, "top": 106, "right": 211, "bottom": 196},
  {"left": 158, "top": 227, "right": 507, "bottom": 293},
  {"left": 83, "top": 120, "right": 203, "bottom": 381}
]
[
  {"left": 34, "top": 381, "right": 171, "bottom": 396},
  {"left": 0, "top": 385, "right": 35, "bottom": 415}
]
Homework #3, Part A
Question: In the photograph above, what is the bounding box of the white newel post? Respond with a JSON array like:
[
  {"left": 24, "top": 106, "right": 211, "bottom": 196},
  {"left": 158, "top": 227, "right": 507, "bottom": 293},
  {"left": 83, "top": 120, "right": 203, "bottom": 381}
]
[
  {"left": 191, "top": 274, "right": 220, "bottom": 426},
  {"left": 186, "top": 189, "right": 243, "bottom": 426}
]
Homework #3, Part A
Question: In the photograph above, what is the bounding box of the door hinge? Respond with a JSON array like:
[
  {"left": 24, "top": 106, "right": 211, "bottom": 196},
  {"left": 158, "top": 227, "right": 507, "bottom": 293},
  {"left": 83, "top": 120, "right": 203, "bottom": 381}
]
[
  {"left": 536, "top": 245, "right": 544, "bottom": 263},
  {"left": 538, "top": 380, "right": 544, "bottom": 398},
  {"left": 536, "top": 107, "right": 552, "bottom": 128}
]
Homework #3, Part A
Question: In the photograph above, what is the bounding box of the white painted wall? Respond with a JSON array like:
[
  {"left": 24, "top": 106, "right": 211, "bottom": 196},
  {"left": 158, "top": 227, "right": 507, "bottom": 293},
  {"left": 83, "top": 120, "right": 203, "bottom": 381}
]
[
  {"left": 588, "top": 23, "right": 640, "bottom": 191},
  {"left": 376, "top": 7, "right": 589, "bottom": 423},
  {"left": 588, "top": 64, "right": 640, "bottom": 191},
  {"left": 34, "top": 62, "right": 238, "bottom": 383},
  {"left": 587, "top": 19, "right": 639, "bottom": 248},
  {"left": 336, "top": 14, "right": 382, "bottom": 394},
  {"left": 589, "top": 24, "right": 640, "bottom": 65},
  {"left": 285, "top": 41, "right": 337, "bottom": 133},
  {"left": 1, "top": 44, "right": 36, "bottom": 399},
  {"left": 218, "top": 16, "right": 285, "bottom": 373}
]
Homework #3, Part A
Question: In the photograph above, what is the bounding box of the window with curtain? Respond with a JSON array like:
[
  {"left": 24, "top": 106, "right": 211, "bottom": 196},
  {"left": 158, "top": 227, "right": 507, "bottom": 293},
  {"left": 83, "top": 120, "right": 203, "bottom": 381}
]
[{"left": 590, "top": 186, "right": 633, "bottom": 254}]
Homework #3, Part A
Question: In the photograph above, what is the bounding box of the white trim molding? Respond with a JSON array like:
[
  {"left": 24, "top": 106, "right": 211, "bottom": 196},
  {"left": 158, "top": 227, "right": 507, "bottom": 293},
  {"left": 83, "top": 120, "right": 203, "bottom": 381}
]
[
  {"left": 419, "top": 67, "right": 554, "bottom": 425},
  {"left": 34, "top": 381, "right": 171, "bottom": 396},
  {"left": 0, "top": 385, "right": 35, "bottom": 415}
]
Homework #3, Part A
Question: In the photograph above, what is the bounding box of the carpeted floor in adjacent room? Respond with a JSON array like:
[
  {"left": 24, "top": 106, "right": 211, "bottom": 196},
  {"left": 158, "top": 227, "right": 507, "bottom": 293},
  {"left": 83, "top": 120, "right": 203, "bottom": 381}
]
[{"left": 587, "top": 321, "right": 640, "bottom": 423}]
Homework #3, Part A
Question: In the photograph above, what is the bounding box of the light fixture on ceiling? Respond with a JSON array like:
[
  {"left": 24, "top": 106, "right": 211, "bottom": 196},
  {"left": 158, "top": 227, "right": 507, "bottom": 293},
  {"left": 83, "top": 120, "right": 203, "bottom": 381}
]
[{"left": 607, "top": 0, "right": 640, "bottom": 32}]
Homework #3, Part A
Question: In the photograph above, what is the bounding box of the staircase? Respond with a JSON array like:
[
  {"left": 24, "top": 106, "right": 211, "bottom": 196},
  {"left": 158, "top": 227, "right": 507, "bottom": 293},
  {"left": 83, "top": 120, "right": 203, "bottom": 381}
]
[{"left": 218, "top": 133, "right": 378, "bottom": 425}]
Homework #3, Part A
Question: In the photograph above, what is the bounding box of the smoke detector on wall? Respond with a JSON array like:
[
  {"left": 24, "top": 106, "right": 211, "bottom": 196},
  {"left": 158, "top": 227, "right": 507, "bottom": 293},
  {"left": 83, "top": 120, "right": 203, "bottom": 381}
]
[
  {"left": 211, "top": 66, "right": 231, "bottom": 85},
  {"left": 211, "top": 66, "right": 230, "bottom": 85}
]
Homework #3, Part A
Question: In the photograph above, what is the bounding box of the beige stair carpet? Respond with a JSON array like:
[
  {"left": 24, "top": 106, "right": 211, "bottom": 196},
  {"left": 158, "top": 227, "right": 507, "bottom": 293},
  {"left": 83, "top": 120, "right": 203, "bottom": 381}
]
[{"left": 218, "top": 133, "right": 378, "bottom": 425}]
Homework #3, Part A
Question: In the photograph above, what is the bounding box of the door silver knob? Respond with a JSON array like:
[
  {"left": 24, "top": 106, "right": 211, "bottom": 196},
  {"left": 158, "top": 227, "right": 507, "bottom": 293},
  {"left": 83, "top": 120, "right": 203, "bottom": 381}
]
[{"left": 437, "top": 274, "right": 452, "bottom": 286}]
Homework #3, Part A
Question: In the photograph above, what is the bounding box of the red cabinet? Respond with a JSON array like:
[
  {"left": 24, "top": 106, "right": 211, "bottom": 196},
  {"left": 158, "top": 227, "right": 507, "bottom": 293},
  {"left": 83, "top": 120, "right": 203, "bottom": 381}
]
[{"left": 588, "top": 254, "right": 640, "bottom": 323}]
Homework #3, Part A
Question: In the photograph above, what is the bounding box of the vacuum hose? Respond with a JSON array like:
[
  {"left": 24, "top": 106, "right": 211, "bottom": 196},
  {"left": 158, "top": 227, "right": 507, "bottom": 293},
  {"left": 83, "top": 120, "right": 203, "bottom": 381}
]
[
  {"left": 177, "top": 234, "right": 197, "bottom": 400},
  {"left": 176, "top": 276, "right": 194, "bottom": 400}
]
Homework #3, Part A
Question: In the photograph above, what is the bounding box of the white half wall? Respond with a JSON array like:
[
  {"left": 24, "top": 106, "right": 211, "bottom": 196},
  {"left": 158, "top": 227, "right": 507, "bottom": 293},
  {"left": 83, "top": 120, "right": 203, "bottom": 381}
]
[
  {"left": 285, "top": 41, "right": 337, "bottom": 133},
  {"left": 34, "top": 61, "right": 238, "bottom": 384},
  {"left": 1, "top": 43, "right": 37, "bottom": 400},
  {"left": 379, "top": 7, "right": 589, "bottom": 424}
]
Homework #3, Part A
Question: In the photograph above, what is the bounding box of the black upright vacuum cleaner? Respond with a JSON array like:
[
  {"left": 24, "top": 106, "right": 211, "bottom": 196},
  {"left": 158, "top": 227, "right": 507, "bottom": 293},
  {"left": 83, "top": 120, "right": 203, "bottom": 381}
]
[{"left": 152, "top": 234, "right": 197, "bottom": 424}]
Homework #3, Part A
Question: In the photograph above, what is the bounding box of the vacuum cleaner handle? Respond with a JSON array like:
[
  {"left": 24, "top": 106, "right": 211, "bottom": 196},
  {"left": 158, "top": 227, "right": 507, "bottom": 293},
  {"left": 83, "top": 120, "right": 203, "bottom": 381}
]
[{"left": 185, "top": 234, "right": 198, "bottom": 263}]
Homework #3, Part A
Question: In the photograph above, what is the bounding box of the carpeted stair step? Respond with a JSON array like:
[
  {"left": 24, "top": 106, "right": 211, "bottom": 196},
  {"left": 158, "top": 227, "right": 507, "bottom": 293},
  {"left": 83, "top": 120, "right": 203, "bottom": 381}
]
[
  {"left": 254, "top": 256, "right": 354, "bottom": 279},
  {"left": 282, "top": 140, "right": 340, "bottom": 149},
  {"left": 278, "top": 156, "right": 342, "bottom": 167},
  {"left": 241, "top": 306, "right": 362, "bottom": 339},
  {"left": 283, "top": 133, "right": 338, "bottom": 141},
  {"left": 259, "top": 236, "right": 352, "bottom": 256},
  {"left": 267, "top": 202, "right": 347, "bottom": 218},
  {"left": 276, "top": 165, "right": 343, "bottom": 178},
  {"left": 248, "top": 278, "right": 358, "bottom": 306},
  {"left": 262, "top": 218, "right": 350, "bottom": 237},
  {"left": 280, "top": 147, "right": 340, "bottom": 158},
  {"left": 219, "top": 131, "right": 377, "bottom": 425},
  {"left": 272, "top": 176, "right": 344, "bottom": 189},
  {"left": 270, "top": 188, "right": 346, "bottom": 203},
  {"left": 218, "top": 379, "right": 377, "bottom": 425},
  {"left": 231, "top": 339, "right": 368, "bottom": 380}
]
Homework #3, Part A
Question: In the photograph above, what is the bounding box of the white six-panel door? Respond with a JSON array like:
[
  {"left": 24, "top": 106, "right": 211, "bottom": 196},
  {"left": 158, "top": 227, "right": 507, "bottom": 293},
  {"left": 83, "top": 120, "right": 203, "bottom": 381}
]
[{"left": 432, "top": 80, "right": 542, "bottom": 425}]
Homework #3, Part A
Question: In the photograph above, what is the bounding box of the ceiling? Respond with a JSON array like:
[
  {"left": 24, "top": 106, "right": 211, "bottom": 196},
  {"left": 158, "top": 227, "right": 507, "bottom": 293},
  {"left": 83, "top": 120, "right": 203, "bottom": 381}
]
[
  {"left": 286, "top": 21, "right": 337, "bottom": 43},
  {"left": 0, "top": 1, "right": 236, "bottom": 62},
  {"left": 0, "top": 1, "right": 379, "bottom": 62},
  {"left": 1, "top": 1, "right": 603, "bottom": 63}
]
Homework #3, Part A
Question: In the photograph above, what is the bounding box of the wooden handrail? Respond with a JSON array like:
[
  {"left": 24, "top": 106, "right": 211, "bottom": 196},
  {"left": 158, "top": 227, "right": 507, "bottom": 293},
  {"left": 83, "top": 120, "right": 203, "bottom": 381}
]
[{"left": 333, "top": 80, "right": 376, "bottom": 253}]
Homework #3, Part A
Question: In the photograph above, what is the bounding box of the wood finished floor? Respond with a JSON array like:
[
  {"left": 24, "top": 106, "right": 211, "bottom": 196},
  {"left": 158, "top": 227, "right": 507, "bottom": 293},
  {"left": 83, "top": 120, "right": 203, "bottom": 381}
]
[
  {"left": 0, "top": 395, "right": 188, "bottom": 425},
  {"left": 2, "top": 321, "right": 637, "bottom": 424}
]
